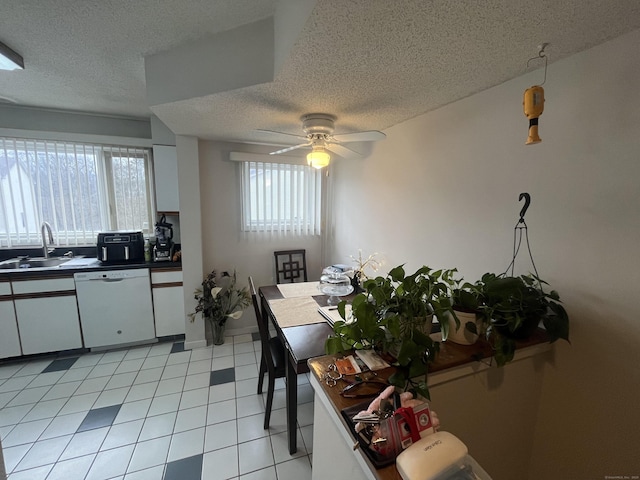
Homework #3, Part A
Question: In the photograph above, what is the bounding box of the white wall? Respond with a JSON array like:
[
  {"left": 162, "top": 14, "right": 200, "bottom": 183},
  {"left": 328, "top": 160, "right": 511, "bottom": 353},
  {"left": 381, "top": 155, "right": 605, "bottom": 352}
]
[
  {"left": 176, "top": 135, "right": 206, "bottom": 350},
  {"left": 330, "top": 29, "right": 640, "bottom": 480},
  {"left": 197, "top": 141, "right": 323, "bottom": 335},
  {"left": 150, "top": 114, "right": 176, "bottom": 145}
]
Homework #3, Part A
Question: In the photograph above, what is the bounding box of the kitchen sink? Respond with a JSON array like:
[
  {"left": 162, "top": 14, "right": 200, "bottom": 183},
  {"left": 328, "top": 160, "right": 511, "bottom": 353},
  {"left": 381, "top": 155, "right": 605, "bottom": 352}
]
[{"left": 0, "top": 257, "right": 72, "bottom": 270}]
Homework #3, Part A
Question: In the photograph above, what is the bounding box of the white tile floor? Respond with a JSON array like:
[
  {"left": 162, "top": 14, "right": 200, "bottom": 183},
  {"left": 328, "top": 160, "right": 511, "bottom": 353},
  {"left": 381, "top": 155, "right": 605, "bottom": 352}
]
[{"left": 0, "top": 334, "right": 314, "bottom": 480}]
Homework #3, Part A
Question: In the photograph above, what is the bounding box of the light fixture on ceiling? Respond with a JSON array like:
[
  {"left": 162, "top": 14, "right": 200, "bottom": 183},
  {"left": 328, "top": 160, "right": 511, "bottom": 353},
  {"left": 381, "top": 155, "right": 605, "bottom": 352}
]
[
  {"left": 307, "top": 145, "right": 330, "bottom": 169},
  {"left": 0, "top": 40, "right": 24, "bottom": 71}
]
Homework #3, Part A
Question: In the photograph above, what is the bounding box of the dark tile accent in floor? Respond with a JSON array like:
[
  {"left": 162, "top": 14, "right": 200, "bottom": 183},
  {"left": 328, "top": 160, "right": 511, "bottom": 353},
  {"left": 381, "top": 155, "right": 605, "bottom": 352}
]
[
  {"left": 170, "top": 342, "right": 185, "bottom": 354},
  {"left": 164, "top": 454, "right": 203, "bottom": 480},
  {"left": 42, "top": 357, "right": 79, "bottom": 373},
  {"left": 251, "top": 331, "right": 261, "bottom": 342},
  {"left": 76, "top": 404, "right": 122, "bottom": 433},
  {"left": 210, "top": 368, "right": 235, "bottom": 386}
]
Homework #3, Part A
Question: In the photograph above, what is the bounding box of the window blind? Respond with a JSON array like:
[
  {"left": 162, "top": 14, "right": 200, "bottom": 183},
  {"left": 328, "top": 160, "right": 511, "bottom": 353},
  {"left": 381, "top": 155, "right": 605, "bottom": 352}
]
[
  {"left": 0, "top": 137, "right": 152, "bottom": 248},
  {"left": 240, "top": 160, "right": 322, "bottom": 236}
]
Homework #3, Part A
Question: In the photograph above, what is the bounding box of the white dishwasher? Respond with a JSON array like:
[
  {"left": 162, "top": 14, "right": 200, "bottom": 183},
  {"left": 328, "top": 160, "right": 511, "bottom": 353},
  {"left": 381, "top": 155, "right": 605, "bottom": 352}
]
[{"left": 74, "top": 268, "right": 156, "bottom": 349}]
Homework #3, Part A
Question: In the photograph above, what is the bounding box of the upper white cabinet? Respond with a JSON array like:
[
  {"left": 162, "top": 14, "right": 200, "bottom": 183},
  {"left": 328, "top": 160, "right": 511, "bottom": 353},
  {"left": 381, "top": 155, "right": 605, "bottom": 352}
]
[{"left": 153, "top": 145, "right": 179, "bottom": 213}]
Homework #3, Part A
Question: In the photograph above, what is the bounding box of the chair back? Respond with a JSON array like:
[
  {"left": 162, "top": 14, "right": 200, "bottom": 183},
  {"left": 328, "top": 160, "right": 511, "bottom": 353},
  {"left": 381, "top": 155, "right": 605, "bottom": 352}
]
[
  {"left": 274, "top": 249, "right": 308, "bottom": 283},
  {"left": 248, "top": 276, "right": 272, "bottom": 353}
]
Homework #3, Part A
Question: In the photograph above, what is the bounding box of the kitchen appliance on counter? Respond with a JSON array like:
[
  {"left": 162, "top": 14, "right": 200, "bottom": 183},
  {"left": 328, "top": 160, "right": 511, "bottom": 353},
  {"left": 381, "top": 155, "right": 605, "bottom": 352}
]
[
  {"left": 97, "top": 231, "right": 144, "bottom": 264},
  {"left": 396, "top": 431, "right": 493, "bottom": 480},
  {"left": 74, "top": 268, "right": 156, "bottom": 349},
  {"left": 153, "top": 215, "right": 174, "bottom": 262}
]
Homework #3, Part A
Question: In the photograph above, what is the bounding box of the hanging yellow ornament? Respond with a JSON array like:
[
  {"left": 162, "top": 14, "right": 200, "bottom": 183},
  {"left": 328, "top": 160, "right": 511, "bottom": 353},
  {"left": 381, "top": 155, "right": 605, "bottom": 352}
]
[
  {"left": 523, "top": 85, "right": 544, "bottom": 144},
  {"left": 523, "top": 43, "right": 549, "bottom": 145}
]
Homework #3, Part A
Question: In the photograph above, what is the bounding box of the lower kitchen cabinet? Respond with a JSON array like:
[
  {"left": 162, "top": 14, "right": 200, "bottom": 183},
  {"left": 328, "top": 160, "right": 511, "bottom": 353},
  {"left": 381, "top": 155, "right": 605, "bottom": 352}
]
[
  {"left": 0, "top": 300, "right": 21, "bottom": 359},
  {"left": 151, "top": 269, "right": 185, "bottom": 337},
  {"left": 0, "top": 280, "right": 21, "bottom": 359},
  {"left": 12, "top": 276, "right": 83, "bottom": 355},
  {"left": 14, "top": 295, "right": 83, "bottom": 355},
  {"left": 3, "top": 266, "right": 186, "bottom": 358}
]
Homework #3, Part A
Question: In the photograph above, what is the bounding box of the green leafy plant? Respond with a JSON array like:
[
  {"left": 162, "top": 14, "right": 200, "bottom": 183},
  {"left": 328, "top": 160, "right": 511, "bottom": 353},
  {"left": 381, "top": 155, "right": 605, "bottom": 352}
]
[
  {"left": 451, "top": 282, "right": 482, "bottom": 314},
  {"left": 476, "top": 273, "right": 570, "bottom": 366},
  {"left": 188, "top": 270, "right": 251, "bottom": 326},
  {"left": 325, "top": 265, "right": 457, "bottom": 400}
]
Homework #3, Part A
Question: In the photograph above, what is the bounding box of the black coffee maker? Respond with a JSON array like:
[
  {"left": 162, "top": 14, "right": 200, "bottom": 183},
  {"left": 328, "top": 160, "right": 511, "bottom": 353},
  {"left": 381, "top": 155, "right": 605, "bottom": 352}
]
[{"left": 154, "top": 215, "right": 174, "bottom": 262}]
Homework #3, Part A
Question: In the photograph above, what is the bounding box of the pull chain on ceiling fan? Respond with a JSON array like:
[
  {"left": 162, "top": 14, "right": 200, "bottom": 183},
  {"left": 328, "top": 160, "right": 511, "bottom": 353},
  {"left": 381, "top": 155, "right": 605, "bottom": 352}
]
[{"left": 257, "top": 113, "right": 386, "bottom": 169}]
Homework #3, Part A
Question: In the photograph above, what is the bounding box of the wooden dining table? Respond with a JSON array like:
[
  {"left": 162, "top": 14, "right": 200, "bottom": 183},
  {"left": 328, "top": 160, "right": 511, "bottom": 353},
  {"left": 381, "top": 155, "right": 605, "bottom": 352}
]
[{"left": 258, "top": 282, "right": 337, "bottom": 454}]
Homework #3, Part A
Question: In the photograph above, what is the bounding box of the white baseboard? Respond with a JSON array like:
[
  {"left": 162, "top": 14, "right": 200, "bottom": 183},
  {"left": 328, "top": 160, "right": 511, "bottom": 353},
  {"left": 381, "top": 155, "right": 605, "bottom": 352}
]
[
  {"left": 225, "top": 325, "right": 258, "bottom": 337},
  {"left": 184, "top": 339, "right": 208, "bottom": 350}
]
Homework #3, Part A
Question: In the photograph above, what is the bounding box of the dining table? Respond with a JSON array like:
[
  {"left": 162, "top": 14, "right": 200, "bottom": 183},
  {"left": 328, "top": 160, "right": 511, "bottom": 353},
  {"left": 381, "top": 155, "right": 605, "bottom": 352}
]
[{"left": 258, "top": 281, "right": 338, "bottom": 454}]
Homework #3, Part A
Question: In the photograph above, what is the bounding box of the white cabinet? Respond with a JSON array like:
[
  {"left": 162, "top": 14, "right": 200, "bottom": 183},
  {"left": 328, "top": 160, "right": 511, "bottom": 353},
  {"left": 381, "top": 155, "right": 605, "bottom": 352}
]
[
  {"left": 15, "top": 296, "right": 82, "bottom": 355},
  {"left": 151, "top": 269, "right": 185, "bottom": 337},
  {"left": 153, "top": 145, "right": 179, "bottom": 212},
  {"left": 13, "top": 276, "right": 83, "bottom": 355},
  {"left": 0, "top": 281, "right": 21, "bottom": 359}
]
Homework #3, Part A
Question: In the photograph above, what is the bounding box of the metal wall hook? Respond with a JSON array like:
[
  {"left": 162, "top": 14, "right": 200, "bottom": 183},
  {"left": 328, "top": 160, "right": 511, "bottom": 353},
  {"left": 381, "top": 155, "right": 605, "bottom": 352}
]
[
  {"left": 518, "top": 192, "right": 531, "bottom": 222},
  {"left": 526, "top": 43, "right": 550, "bottom": 86},
  {"left": 504, "top": 193, "right": 541, "bottom": 282}
]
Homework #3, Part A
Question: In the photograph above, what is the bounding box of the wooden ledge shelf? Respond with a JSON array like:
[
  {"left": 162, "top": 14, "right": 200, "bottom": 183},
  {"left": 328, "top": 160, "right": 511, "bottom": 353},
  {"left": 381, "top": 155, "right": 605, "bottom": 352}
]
[{"left": 308, "top": 330, "right": 551, "bottom": 480}]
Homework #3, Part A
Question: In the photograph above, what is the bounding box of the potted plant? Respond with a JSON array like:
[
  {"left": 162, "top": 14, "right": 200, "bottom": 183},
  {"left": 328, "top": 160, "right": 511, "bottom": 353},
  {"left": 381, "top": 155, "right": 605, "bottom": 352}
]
[
  {"left": 325, "top": 264, "right": 457, "bottom": 400},
  {"left": 188, "top": 270, "right": 251, "bottom": 345},
  {"left": 442, "top": 280, "right": 485, "bottom": 345},
  {"left": 476, "top": 272, "right": 570, "bottom": 366}
]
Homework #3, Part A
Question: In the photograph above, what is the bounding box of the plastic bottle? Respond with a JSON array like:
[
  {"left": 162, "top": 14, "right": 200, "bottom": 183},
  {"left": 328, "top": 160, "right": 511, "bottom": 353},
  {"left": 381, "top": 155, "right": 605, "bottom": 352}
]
[{"left": 144, "top": 238, "right": 151, "bottom": 262}]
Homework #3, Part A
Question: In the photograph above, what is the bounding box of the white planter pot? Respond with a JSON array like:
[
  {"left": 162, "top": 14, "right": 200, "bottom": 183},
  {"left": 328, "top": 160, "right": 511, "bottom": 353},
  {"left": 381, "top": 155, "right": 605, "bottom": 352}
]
[{"left": 443, "top": 310, "right": 481, "bottom": 345}]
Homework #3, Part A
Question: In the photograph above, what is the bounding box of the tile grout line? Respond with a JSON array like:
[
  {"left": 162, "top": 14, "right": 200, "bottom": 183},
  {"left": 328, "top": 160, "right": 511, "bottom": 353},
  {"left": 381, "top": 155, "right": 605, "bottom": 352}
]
[
  {"left": 1, "top": 337, "right": 313, "bottom": 480},
  {"left": 55, "top": 349, "right": 138, "bottom": 480},
  {"left": 112, "top": 344, "right": 154, "bottom": 480},
  {"left": 5, "top": 346, "right": 144, "bottom": 476}
]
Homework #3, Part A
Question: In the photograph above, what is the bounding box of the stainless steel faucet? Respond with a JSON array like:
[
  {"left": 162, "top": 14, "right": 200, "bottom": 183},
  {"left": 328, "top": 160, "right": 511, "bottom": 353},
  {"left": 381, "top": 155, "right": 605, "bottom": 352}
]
[{"left": 41, "top": 221, "right": 54, "bottom": 258}]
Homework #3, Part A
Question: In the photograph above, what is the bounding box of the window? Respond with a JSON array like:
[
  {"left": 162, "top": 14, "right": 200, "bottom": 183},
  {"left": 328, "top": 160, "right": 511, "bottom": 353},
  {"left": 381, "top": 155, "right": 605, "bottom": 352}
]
[
  {"left": 240, "top": 160, "right": 322, "bottom": 235},
  {"left": 0, "top": 137, "right": 153, "bottom": 247}
]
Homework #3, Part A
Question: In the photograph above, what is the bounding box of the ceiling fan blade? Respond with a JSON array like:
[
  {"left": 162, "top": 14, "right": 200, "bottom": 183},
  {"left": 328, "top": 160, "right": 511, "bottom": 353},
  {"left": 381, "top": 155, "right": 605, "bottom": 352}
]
[
  {"left": 325, "top": 143, "right": 362, "bottom": 159},
  {"left": 332, "top": 130, "right": 386, "bottom": 143},
  {"left": 269, "top": 143, "right": 311, "bottom": 155},
  {"left": 256, "top": 129, "right": 307, "bottom": 141}
]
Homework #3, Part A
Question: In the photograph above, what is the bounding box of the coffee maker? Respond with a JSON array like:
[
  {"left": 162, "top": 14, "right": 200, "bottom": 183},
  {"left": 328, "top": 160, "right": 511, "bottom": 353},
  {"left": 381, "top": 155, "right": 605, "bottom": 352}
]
[{"left": 153, "top": 215, "right": 174, "bottom": 262}]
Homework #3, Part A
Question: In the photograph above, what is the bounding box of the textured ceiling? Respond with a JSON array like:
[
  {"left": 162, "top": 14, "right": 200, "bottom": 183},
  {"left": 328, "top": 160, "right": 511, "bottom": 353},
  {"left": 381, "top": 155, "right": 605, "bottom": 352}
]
[
  {"left": 1, "top": 0, "right": 640, "bottom": 147},
  {"left": 0, "top": 0, "right": 278, "bottom": 116}
]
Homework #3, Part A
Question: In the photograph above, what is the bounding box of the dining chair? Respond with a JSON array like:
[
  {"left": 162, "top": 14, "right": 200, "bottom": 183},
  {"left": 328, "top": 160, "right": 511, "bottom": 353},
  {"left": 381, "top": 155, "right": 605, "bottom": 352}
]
[
  {"left": 274, "top": 249, "right": 308, "bottom": 283},
  {"left": 248, "top": 276, "right": 286, "bottom": 429}
]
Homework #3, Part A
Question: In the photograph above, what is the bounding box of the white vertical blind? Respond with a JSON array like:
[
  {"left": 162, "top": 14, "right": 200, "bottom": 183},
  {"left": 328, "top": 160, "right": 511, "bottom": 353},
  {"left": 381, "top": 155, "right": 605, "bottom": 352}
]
[
  {"left": 0, "top": 137, "right": 153, "bottom": 247},
  {"left": 240, "top": 160, "right": 322, "bottom": 236}
]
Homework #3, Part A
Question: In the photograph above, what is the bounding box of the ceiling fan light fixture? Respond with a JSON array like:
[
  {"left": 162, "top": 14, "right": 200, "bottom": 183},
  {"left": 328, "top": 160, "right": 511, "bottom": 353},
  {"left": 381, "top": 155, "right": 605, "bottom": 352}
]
[{"left": 307, "top": 146, "right": 330, "bottom": 169}]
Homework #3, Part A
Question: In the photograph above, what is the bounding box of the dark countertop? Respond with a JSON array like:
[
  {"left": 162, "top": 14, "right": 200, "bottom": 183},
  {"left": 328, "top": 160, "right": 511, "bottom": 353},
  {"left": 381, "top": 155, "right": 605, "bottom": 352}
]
[{"left": 0, "top": 258, "right": 182, "bottom": 280}]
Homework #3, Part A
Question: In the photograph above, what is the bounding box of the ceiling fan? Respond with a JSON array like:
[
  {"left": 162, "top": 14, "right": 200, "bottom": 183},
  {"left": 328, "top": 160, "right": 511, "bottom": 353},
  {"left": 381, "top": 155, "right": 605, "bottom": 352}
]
[{"left": 258, "top": 113, "right": 386, "bottom": 169}]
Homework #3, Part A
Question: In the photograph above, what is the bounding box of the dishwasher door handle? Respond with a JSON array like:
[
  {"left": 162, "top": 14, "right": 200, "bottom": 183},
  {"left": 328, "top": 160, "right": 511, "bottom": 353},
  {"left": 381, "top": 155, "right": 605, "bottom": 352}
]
[{"left": 88, "top": 277, "right": 126, "bottom": 283}]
